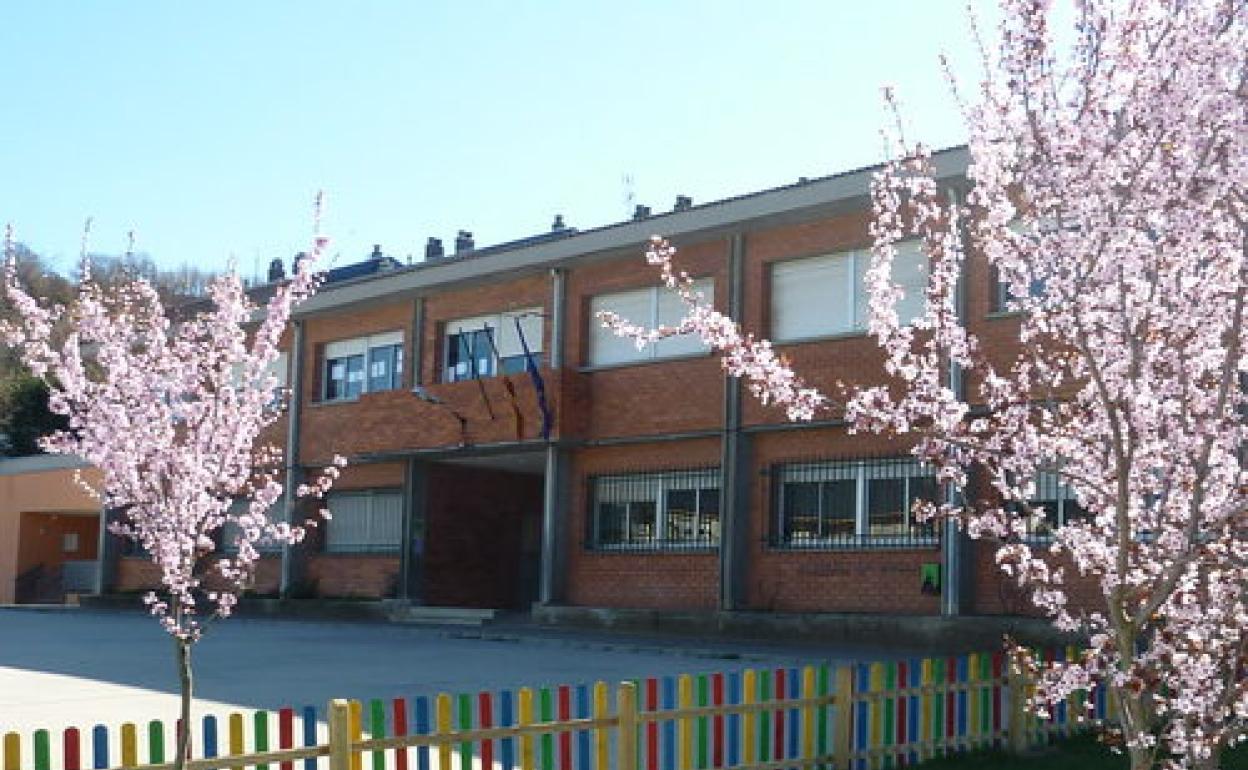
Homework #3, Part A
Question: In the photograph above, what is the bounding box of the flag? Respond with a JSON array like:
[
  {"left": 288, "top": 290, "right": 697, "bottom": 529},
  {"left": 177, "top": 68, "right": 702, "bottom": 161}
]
[{"left": 515, "top": 316, "right": 554, "bottom": 440}]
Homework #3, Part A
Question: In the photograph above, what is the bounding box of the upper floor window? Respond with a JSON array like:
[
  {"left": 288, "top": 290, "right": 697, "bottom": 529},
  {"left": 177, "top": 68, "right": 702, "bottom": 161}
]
[
  {"left": 771, "top": 457, "right": 939, "bottom": 548},
  {"left": 443, "top": 309, "right": 543, "bottom": 383},
  {"left": 323, "top": 331, "right": 404, "bottom": 401},
  {"left": 588, "top": 467, "right": 721, "bottom": 551},
  {"left": 588, "top": 279, "right": 714, "bottom": 367},
  {"left": 771, "top": 241, "right": 925, "bottom": 341}
]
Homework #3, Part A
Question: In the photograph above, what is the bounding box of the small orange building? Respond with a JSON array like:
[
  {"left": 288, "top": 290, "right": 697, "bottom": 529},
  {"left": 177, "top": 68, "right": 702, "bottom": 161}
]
[{"left": 0, "top": 454, "right": 102, "bottom": 604}]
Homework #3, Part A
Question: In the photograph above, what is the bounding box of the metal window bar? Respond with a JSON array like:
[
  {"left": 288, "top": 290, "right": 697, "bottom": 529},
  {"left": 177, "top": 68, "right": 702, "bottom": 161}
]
[
  {"left": 588, "top": 467, "right": 722, "bottom": 552},
  {"left": 769, "top": 456, "right": 940, "bottom": 549}
]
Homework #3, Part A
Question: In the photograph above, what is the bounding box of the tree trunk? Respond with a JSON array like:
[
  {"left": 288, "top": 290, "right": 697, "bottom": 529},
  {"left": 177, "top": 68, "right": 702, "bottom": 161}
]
[{"left": 175, "top": 637, "right": 193, "bottom": 770}]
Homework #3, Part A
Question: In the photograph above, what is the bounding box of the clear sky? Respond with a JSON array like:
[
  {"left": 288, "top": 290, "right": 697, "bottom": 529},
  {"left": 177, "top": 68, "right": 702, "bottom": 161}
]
[{"left": 0, "top": 2, "right": 995, "bottom": 279}]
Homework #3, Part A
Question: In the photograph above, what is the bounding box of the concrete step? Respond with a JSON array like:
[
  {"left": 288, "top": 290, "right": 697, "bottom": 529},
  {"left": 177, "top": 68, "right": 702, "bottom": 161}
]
[{"left": 388, "top": 605, "right": 500, "bottom": 627}]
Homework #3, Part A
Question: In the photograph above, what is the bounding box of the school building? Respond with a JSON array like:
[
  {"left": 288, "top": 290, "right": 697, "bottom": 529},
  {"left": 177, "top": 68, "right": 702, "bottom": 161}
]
[{"left": 12, "top": 146, "right": 1086, "bottom": 619}]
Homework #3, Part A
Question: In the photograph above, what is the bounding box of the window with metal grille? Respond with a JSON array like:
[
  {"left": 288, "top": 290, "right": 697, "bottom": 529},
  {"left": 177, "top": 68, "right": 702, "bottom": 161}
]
[
  {"left": 771, "top": 457, "right": 939, "bottom": 548},
  {"left": 1024, "top": 470, "right": 1089, "bottom": 537},
  {"left": 588, "top": 468, "right": 720, "bottom": 551},
  {"left": 325, "top": 489, "right": 404, "bottom": 553},
  {"left": 219, "top": 498, "right": 285, "bottom": 555}
]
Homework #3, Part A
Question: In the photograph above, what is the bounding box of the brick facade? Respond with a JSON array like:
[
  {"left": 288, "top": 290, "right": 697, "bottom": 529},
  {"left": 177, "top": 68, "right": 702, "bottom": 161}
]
[{"left": 93, "top": 148, "right": 1089, "bottom": 622}]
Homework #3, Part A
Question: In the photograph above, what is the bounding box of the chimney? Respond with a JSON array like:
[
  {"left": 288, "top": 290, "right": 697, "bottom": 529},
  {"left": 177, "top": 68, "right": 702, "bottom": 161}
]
[
  {"left": 267, "top": 257, "right": 286, "bottom": 282},
  {"left": 425, "top": 237, "right": 444, "bottom": 261},
  {"left": 674, "top": 195, "right": 693, "bottom": 212},
  {"left": 370, "top": 244, "right": 383, "bottom": 260},
  {"left": 455, "top": 230, "right": 474, "bottom": 254},
  {"left": 632, "top": 204, "right": 651, "bottom": 220},
  {"left": 551, "top": 214, "right": 566, "bottom": 232}
]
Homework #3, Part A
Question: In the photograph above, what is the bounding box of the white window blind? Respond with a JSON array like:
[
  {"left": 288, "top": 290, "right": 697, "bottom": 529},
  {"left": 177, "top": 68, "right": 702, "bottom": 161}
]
[
  {"left": 588, "top": 279, "right": 714, "bottom": 366},
  {"left": 325, "top": 490, "right": 404, "bottom": 553},
  {"left": 771, "top": 241, "right": 927, "bottom": 341}
]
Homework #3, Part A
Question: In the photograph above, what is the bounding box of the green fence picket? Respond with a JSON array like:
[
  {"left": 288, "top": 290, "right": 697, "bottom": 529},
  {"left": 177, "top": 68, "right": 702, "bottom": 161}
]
[
  {"left": 148, "top": 721, "right": 164, "bottom": 765},
  {"left": 458, "top": 692, "right": 473, "bottom": 770},
  {"left": 539, "top": 687, "right": 554, "bottom": 770},
  {"left": 370, "top": 700, "right": 387, "bottom": 770},
  {"left": 696, "top": 674, "right": 709, "bottom": 770},
  {"left": 254, "top": 711, "right": 270, "bottom": 770},
  {"left": 33, "top": 730, "right": 50, "bottom": 770}
]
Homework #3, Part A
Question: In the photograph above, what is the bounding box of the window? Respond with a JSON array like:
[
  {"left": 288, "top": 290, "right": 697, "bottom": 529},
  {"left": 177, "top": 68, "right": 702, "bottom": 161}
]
[
  {"left": 588, "top": 279, "right": 714, "bottom": 367},
  {"left": 589, "top": 468, "right": 720, "bottom": 550},
  {"left": 772, "top": 457, "right": 939, "bottom": 547},
  {"left": 325, "top": 489, "right": 404, "bottom": 553},
  {"left": 771, "top": 241, "right": 925, "bottom": 341},
  {"left": 443, "top": 309, "right": 543, "bottom": 383},
  {"left": 992, "top": 269, "right": 1047, "bottom": 313},
  {"left": 220, "top": 498, "right": 284, "bottom": 554},
  {"left": 323, "top": 331, "right": 404, "bottom": 401},
  {"left": 1026, "top": 471, "right": 1088, "bottom": 536}
]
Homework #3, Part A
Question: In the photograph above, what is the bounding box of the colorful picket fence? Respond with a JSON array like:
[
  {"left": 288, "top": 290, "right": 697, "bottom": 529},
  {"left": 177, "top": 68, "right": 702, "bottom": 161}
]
[{"left": 1, "top": 647, "right": 1110, "bottom": 770}]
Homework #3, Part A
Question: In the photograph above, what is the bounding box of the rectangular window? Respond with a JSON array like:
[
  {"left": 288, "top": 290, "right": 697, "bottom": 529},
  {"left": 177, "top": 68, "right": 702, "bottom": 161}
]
[
  {"left": 443, "top": 309, "right": 543, "bottom": 383},
  {"left": 770, "top": 241, "right": 925, "bottom": 341},
  {"left": 1026, "top": 471, "right": 1087, "bottom": 536},
  {"left": 588, "top": 279, "right": 715, "bottom": 367},
  {"left": 772, "top": 457, "right": 938, "bottom": 548},
  {"left": 219, "top": 498, "right": 284, "bottom": 555},
  {"left": 323, "top": 331, "right": 404, "bottom": 401},
  {"left": 325, "top": 489, "right": 404, "bottom": 553},
  {"left": 589, "top": 468, "right": 721, "bottom": 550}
]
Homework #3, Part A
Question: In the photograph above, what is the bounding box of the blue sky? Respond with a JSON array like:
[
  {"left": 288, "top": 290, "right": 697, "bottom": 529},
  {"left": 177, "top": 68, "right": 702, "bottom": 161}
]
[{"left": 0, "top": 2, "right": 995, "bottom": 279}]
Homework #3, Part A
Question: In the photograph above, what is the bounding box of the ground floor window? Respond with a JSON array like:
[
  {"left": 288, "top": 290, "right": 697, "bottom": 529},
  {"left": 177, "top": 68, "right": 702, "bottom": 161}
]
[
  {"left": 589, "top": 468, "right": 720, "bottom": 551},
  {"left": 1025, "top": 470, "right": 1089, "bottom": 537},
  {"left": 325, "top": 489, "right": 404, "bottom": 553},
  {"left": 771, "top": 457, "right": 939, "bottom": 548}
]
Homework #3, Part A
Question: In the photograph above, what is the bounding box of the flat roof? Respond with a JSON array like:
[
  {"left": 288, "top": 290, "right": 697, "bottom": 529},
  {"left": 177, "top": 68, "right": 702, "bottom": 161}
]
[
  {"left": 0, "top": 454, "right": 91, "bottom": 476},
  {"left": 294, "top": 146, "right": 970, "bottom": 318}
]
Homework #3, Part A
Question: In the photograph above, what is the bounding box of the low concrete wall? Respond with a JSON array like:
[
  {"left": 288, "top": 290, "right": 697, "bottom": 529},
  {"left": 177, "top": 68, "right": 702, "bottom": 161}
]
[{"left": 532, "top": 605, "right": 1078, "bottom": 651}]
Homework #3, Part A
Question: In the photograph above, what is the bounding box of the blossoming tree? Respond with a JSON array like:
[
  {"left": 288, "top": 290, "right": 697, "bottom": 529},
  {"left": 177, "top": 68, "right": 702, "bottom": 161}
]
[
  {"left": 605, "top": 2, "right": 1247, "bottom": 767},
  {"left": 2, "top": 203, "right": 343, "bottom": 770}
]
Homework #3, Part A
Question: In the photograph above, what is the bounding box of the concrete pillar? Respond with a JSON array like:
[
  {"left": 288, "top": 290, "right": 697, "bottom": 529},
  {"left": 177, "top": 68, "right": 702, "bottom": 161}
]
[
  {"left": 398, "top": 459, "right": 428, "bottom": 602},
  {"left": 940, "top": 185, "right": 970, "bottom": 617},
  {"left": 95, "top": 506, "right": 117, "bottom": 594},
  {"left": 538, "top": 445, "right": 569, "bottom": 605},
  {"left": 280, "top": 320, "right": 306, "bottom": 597},
  {"left": 718, "top": 233, "right": 750, "bottom": 611},
  {"left": 548, "top": 268, "right": 566, "bottom": 370},
  {"left": 410, "top": 297, "right": 425, "bottom": 388}
]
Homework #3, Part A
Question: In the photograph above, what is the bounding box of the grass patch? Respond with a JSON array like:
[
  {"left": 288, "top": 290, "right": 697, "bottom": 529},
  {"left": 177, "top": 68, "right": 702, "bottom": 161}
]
[{"left": 912, "top": 734, "right": 1248, "bottom": 769}]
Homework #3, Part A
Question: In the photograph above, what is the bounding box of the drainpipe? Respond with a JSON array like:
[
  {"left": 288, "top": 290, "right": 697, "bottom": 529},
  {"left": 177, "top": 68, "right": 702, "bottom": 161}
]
[
  {"left": 280, "top": 320, "right": 305, "bottom": 597},
  {"left": 719, "top": 234, "right": 749, "bottom": 611},
  {"left": 538, "top": 268, "right": 567, "bottom": 606}
]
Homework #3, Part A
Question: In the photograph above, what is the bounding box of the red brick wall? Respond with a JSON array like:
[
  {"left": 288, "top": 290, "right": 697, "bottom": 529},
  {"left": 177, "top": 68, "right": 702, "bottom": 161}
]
[
  {"left": 422, "top": 464, "right": 544, "bottom": 609},
  {"left": 306, "top": 554, "right": 399, "bottom": 598},
  {"left": 116, "top": 554, "right": 282, "bottom": 595},
  {"left": 564, "top": 240, "right": 728, "bottom": 440},
  {"left": 565, "top": 439, "right": 721, "bottom": 610}
]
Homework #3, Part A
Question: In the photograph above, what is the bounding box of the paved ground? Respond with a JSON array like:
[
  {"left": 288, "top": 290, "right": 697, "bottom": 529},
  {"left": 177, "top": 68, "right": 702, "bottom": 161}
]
[{"left": 0, "top": 608, "right": 921, "bottom": 738}]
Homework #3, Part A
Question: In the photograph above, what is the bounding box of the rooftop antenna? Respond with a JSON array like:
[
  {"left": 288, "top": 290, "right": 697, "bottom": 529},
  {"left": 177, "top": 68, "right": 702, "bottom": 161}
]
[{"left": 621, "top": 173, "right": 636, "bottom": 219}]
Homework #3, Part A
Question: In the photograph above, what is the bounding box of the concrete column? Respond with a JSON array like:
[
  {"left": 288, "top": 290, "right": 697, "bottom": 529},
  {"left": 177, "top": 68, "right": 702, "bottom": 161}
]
[
  {"left": 538, "top": 445, "right": 569, "bottom": 605},
  {"left": 410, "top": 297, "right": 425, "bottom": 388},
  {"left": 95, "top": 505, "right": 117, "bottom": 594},
  {"left": 548, "top": 268, "right": 566, "bottom": 370},
  {"left": 718, "top": 233, "right": 750, "bottom": 611},
  {"left": 280, "top": 320, "right": 306, "bottom": 597},
  {"left": 941, "top": 185, "right": 970, "bottom": 617},
  {"left": 398, "top": 459, "right": 428, "bottom": 602}
]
